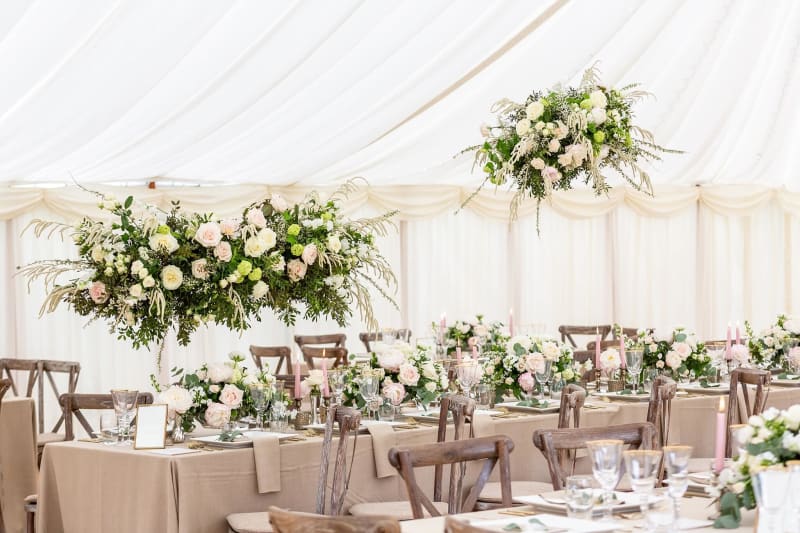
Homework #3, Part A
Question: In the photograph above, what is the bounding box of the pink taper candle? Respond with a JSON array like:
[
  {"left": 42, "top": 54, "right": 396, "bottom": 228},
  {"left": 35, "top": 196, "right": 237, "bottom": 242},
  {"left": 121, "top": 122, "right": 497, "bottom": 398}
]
[
  {"left": 509, "top": 309, "right": 514, "bottom": 336},
  {"left": 595, "top": 328, "right": 601, "bottom": 367},
  {"left": 736, "top": 322, "right": 741, "bottom": 345},
  {"left": 726, "top": 322, "right": 733, "bottom": 360},
  {"left": 472, "top": 345, "right": 478, "bottom": 359},
  {"left": 321, "top": 350, "right": 329, "bottom": 397},
  {"left": 619, "top": 335, "right": 626, "bottom": 369},
  {"left": 714, "top": 397, "right": 727, "bottom": 473},
  {"left": 294, "top": 358, "right": 301, "bottom": 399},
  {"left": 456, "top": 346, "right": 462, "bottom": 363}
]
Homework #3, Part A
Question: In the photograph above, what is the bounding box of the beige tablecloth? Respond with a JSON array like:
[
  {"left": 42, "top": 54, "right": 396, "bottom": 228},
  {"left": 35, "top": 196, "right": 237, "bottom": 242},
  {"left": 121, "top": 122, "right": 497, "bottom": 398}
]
[
  {"left": 0, "top": 398, "right": 38, "bottom": 533},
  {"left": 37, "top": 388, "right": 800, "bottom": 533}
]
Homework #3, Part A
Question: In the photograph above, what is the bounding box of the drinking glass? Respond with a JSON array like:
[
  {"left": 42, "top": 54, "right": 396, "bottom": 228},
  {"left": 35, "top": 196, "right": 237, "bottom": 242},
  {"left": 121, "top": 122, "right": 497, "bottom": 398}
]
[
  {"left": 642, "top": 368, "right": 658, "bottom": 393},
  {"left": 378, "top": 399, "right": 395, "bottom": 421},
  {"left": 328, "top": 369, "right": 347, "bottom": 406},
  {"left": 110, "top": 389, "right": 139, "bottom": 445},
  {"left": 270, "top": 399, "right": 288, "bottom": 432},
  {"left": 625, "top": 349, "right": 644, "bottom": 393},
  {"left": 475, "top": 383, "right": 492, "bottom": 410},
  {"left": 564, "top": 475, "right": 595, "bottom": 520},
  {"left": 382, "top": 328, "right": 397, "bottom": 345},
  {"left": 99, "top": 412, "right": 118, "bottom": 445},
  {"left": 534, "top": 360, "right": 553, "bottom": 401},
  {"left": 359, "top": 374, "right": 380, "bottom": 420},
  {"left": 586, "top": 439, "right": 623, "bottom": 521},
  {"left": 623, "top": 450, "right": 662, "bottom": 518},
  {"left": 752, "top": 468, "right": 790, "bottom": 533},
  {"left": 249, "top": 384, "right": 270, "bottom": 431},
  {"left": 662, "top": 445, "right": 692, "bottom": 529}
]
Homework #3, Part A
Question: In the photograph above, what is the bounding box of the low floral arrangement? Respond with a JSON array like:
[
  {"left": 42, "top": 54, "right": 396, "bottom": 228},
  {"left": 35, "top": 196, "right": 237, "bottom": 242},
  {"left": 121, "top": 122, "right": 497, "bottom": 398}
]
[
  {"left": 598, "top": 347, "right": 621, "bottom": 375},
  {"left": 300, "top": 369, "right": 326, "bottom": 396},
  {"left": 712, "top": 405, "right": 800, "bottom": 528},
  {"left": 20, "top": 181, "right": 396, "bottom": 358},
  {"left": 342, "top": 342, "right": 449, "bottom": 410},
  {"left": 631, "top": 327, "right": 711, "bottom": 380},
  {"left": 461, "top": 65, "right": 678, "bottom": 221},
  {"left": 151, "top": 351, "right": 274, "bottom": 431},
  {"left": 483, "top": 335, "right": 579, "bottom": 400},
  {"left": 440, "top": 315, "right": 508, "bottom": 354},
  {"left": 746, "top": 315, "right": 800, "bottom": 370}
]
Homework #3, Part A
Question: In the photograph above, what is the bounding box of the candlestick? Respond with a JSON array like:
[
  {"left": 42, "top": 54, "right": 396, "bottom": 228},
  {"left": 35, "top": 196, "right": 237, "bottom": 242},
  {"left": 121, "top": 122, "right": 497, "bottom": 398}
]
[
  {"left": 714, "top": 396, "right": 727, "bottom": 474},
  {"left": 735, "top": 321, "right": 741, "bottom": 346},
  {"left": 456, "top": 346, "right": 462, "bottom": 363},
  {"left": 726, "top": 322, "right": 733, "bottom": 360},
  {"left": 471, "top": 345, "right": 477, "bottom": 359},
  {"left": 509, "top": 309, "right": 514, "bottom": 337},
  {"left": 595, "top": 327, "right": 601, "bottom": 368},
  {"left": 321, "top": 351, "right": 329, "bottom": 398},
  {"left": 619, "top": 334, "right": 626, "bottom": 369}
]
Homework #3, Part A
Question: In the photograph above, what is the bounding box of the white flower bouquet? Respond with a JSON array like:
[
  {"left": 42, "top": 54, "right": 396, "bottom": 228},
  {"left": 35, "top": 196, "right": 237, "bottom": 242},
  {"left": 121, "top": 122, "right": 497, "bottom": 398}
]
[
  {"left": 747, "top": 315, "right": 800, "bottom": 370},
  {"left": 633, "top": 327, "right": 711, "bottom": 380}
]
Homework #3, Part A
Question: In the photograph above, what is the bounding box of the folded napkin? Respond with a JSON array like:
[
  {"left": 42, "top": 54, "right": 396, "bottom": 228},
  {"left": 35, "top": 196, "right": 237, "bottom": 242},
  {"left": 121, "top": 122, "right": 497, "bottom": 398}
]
[
  {"left": 367, "top": 423, "right": 398, "bottom": 478},
  {"left": 472, "top": 413, "right": 496, "bottom": 438},
  {"left": 250, "top": 433, "right": 281, "bottom": 493}
]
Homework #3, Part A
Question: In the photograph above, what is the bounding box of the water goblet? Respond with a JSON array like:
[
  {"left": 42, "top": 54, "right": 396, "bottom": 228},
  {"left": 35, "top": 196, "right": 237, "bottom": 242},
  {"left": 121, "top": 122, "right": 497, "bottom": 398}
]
[
  {"left": 534, "top": 360, "right": 553, "bottom": 401},
  {"left": 249, "top": 384, "right": 270, "bottom": 431},
  {"left": 110, "top": 389, "right": 139, "bottom": 445},
  {"left": 456, "top": 362, "right": 480, "bottom": 397},
  {"left": 382, "top": 328, "right": 397, "bottom": 345},
  {"left": 662, "top": 445, "right": 692, "bottom": 529},
  {"left": 564, "top": 475, "right": 595, "bottom": 520},
  {"left": 586, "top": 439, "right": 623, "bottom": 522},
  {"left": 752, "top": 468, "right": 790, "bottom": 533},
  {"left": 623, "top": 449, "right": 662, "bottom": 517},
  {"left": 359, "top": 373, "right": 380, "bottom": 421},
  {"left": 625, "top": 349, "right": 644, "bottom": 394},
  {"left": 328, "top": 368, "right": 347, "bottom": 406}
]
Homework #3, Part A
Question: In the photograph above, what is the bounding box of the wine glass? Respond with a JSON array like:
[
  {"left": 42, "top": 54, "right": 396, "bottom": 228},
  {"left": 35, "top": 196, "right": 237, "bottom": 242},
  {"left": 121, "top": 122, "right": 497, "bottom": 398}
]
[
  {"left": 752, "top": 468, "right": 791, "bottom": 533},
  {"left": 662, "top": 445, "right": 692, "bottom": 529},
  {"left": 328, "top": 368, "right": 347, "bottom": 406},
  {"left": 586, "top": 439, "right": 623, "bottom": 522},
  {"left": 456, "top": 362, "right": 481, "bottom": 397},
  {"left": 623, "top": 450, "right": 662, "bottom": 518},
  {"left": 110, "top": 389, "right": 139, "bottom": 446},
  {"left": 359, "top": 374, "right": 380, "bottom": 421},
  {"left": 534, "top": 360, "right": 553, "bottom": 401},
  {"left": 625, "top": 349, "right": 644, "bottom": 394},
  {"left": 249, "top": 384, "right": 270, "bottom": 431}
]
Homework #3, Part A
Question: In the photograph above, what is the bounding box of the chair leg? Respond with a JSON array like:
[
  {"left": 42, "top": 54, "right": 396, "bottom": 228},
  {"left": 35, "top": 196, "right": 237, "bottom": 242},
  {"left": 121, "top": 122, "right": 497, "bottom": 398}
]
[{"left": 26, "top": 505, "right": 36, "bottom": 533}]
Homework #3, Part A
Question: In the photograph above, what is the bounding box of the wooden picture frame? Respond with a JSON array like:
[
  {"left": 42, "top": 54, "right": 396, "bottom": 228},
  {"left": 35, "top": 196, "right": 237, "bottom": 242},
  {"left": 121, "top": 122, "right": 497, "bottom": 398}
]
[{"left": 133, "top": 404, "right": 168, "bottom": 449}]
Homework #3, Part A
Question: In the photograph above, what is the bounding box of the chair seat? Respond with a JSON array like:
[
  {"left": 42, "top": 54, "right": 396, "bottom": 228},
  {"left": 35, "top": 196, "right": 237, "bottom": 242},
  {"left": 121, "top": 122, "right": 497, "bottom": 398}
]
[
  {"left": 226, "top": 512, "right": 273, "bottom": 533},
  {"left": 479, "top": 481, "right": 553, "bottom": 503},
  {"left": 37, "top": 432, "right": 66, "bottom": 446},
  {"left": 348, "top": 500, "right": 449, "bottom": 520}
]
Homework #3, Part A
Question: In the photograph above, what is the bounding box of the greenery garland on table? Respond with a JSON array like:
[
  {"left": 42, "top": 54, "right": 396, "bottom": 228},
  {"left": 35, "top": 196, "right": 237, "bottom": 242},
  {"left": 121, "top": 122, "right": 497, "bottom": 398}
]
[
  {"left": 19, "top": 181, "right": 397, "bottom": 355},
  {"left": 461, "top": 65, "right": 680, "bottom": 223}
]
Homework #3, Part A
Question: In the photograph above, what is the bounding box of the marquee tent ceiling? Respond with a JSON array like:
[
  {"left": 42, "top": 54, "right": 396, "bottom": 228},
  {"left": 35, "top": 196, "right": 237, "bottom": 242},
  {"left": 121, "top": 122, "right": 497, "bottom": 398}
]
[{"left": 0, "top": 0, "right": 798, "bottom": 189}]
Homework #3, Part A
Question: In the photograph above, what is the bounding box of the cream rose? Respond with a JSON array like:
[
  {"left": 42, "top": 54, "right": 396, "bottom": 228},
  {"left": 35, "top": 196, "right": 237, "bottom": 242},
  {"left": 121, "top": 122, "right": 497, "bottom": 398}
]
[
  {"left": 191, "top": 258, "right": 209, "bottom": 280},
  {"left": 207, "top": 363, "right": 234, "bottom": 383},
  {"left": 194, "top": 222, "right": 223, "bottom": 248},
  {"left": 547, "top": 139, "right": 561, "bottom": 153},
  {"left": 129, "top": 284, "right": 143, "bottom": 298},
  {"left": 377, "top": 350, "right": 406, "bottom": 372},
  {"left": 287, "top": 259, "right": 307, "bottom": 281},
  {"left": 130, "top": 260, "right": 144, "bottom": 274},
  {"left": 301, "top": 243, "right": 318, "bottom": 265},
  {"left": 590, "top": 107, "right": 607, "bottom": 125},
  {"left": 397, "top": 364, "right": 420, "bottom": 387},
  {"left": 214, "top": 241, "right": 232, "bottom": 262},
  {"left": 90, "top": 245, "right": 106, "bottom": 263},
  {"left": 257, "top": 228, "right": 277, "bottom": 250},
  {"left": 149, "top": 233, "right": 179, "bottom": 254},
  {"left": 219, "top": 218, "right": 240, "bottom": 237},
  {"left": 245, "top": 208, "right": 267, "bottom": 229},
  {"left": 88, "top": 281, "right": 109, "bottom": 304},
  {"left": 327, "top": 235, "right": 342, "bottom": 253},
  {"left": 425, "top": 381, "right": 437, "bottom": 393},
  {"left": 142, "top": 275, "right": 155, "bottom": 288},
  {"left": 525, "top": 352, "right": 546, "bottom": 373},
  {"left": 251, "top": 280, "right": 269, "bottom": 299},
  {"left": 244, "top": 236, "right": 267, "bottom": 258},
  {"left": 541, "top": 341, "right": 560, "bottom": 361},
  {"left": 599, "top": 348, "right": 621, "bottom": 372},
  {"left": 515, "top": 119, "right": 531, "bottom": 136},
  {"left": 305, "top": 369, "right": 325, "bottom": 388},
  {"left": 159, "top": 385, "right": 193, "bottom": 414},
  {"left": 526, "top": 100, "right": 544, "bottom": 121},
  {"left": 270, "top": 194, "right": 288, "bottom": 213},
  {"left": 161, "top": 265, "right": 183, "bottom": 290},
  {"left": 589, "top": 90, "right": 607, "bottom": 108},
  {"left": 203, "top": 402, "right": 231, "bottom": 428},
  {"left": 218, "top": 384, "right": 244, "bottom": 408},
  {"left": 421, "top": 362, "right": 438, "bottom": 380},
  {"left": 665, "top": 351, "right": 682, "bottom": 369},
  {"left": 672, "top": 342, "right": 692, "bottom": 360}
]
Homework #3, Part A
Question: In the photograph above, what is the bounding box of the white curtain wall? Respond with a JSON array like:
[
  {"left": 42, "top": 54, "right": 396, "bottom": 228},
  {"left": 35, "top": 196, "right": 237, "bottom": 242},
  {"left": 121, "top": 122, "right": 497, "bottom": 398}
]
[{"left": 1, "top": 184, "right": 798, "bottom": 430}]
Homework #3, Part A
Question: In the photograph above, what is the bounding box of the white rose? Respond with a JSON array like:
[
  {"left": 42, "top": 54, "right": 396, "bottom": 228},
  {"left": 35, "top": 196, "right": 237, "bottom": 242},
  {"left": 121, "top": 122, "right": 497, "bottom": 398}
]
[
  {"left": 783, "top": 405, "right": 800, "bottom": 431},
  {"left": 244, "top": 236, "right": 267, "bottom": 258},
  {"left": 142, "top": 275, "right": 155, "bottom": 288},
  {"left": 515, "top": 119, "right": 531, "bottom": 136},
  {"left": 526, "top": 100, "right": 544, "bottom": 120},
  {"left": 541, "top": 341, "right": 560, "bottom": 361},
  {"left": 209, "top": 384, "right": 220, "bottom": 393},
  {"left": 129, "top": 284, "right": 143, "bottom": 298},
  {"left": 203, "top": 402, "right": 230, "bottom": 428},
  {"left": 547, "top": 139, "right": 560, "bottom": 153},
  {"left": 149, "top": 233, "right": 179, "bottom": 254},
  {"left": 219, "top": 384, "right": 244, "bottom": 408},
  {"left": 589, "top": 90, "right": 607, "bottom": 108},
  {"left": 530, "top": 158, "right": 545, "bottom": 170},
  {"left": 159, "top": 385, "right": 193, "bottom": 414},
  {"left": 270, "top": 194, "right": 288, "bottom": 213},
  {"left": 130, "top": 260, "right": 143, "bottom": 274},
  {"left": 457, "top": 322, "right": 470, "bottom": 334},
  {"left": 327, "top": 235, "right": 342, "bottom": 253},
  {"left": 257, "top": 228, "right": 277, "bottom": 251},
  {"left": 421, "top": 362, "right": 438, "bottom": 380},
  {"left": 242, "top": 374, "right": 259, "bottom": 386},
  {"left": 272, "top": 254, "right": 286, "bottom": 272},
  {"left": 590, "top": 107, "right": 607, "bottom": 125},
  {"left": 305, "top": 369, "right": 324, "bottom": 387},
  {"left": 245, "top": 208, "right": 267, "bottom": 229},
  {"left": 207, "top": 363, "right": 234, "bottom": 383},
  {"left": 425, "top": 381, "right": 437, "bottom": 393},
  {"left": 90, "top": 245, "right": 106, "bottom": 263},
  {"left": 194, "top": 222, "right": 223, "bottom": 248},
  {"left": 251, "top": 280, "right": 269, "bottom": 299},
  {"left": 665, "top": 351, "right": 682, "bottom": 369},
  {"left": 160, "top": 265, "right": 183, "bottom": 290}
]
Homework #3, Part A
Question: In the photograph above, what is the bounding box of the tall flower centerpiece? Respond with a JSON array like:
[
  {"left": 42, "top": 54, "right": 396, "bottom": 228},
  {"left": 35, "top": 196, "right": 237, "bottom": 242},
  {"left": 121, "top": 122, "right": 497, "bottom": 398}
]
[
  {"left": 746, "top": 315, "right": 800, "bottom": 370},
  {"left": 440, "top": 315, "right": 508, "bottom": 355},
  {"left": 20, "top": 182, "right": 396, "bottom": 361},
  {"left": 634, "top": 327, "right": 711, "bottom": 380},
  {"left": 461, "top": 65, "right": 678, "bottom": 222}
]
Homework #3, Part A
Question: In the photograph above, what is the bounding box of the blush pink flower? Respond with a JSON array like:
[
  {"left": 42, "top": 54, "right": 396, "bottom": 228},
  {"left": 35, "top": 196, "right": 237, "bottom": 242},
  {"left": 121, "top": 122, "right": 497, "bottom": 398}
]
[
  {"left": 518, "top": 372, "right": 535, "bottom": 392},
  {"left": 203, "top": 402, "right": 231, "bottom": 428},
  {"left": 218, "top": 384, "right": 244, "bottom": 408},
  {"left": 194, "top": 222, "right": 223, "bottom": 248},
  {"left": 89, "top": 281, "right": 109, "bottom": 304},
  {"left": 214, "top": 241, "right": 232, "bottom": 262},
  {"left": 245, "top": 209, "right": 267, "bottom": 229},
  {"left": 382, "top": 382, "right": 406, "bottom": 405},
  {"left": 397, "top": 364, "right": 420, "bottom": 387}
]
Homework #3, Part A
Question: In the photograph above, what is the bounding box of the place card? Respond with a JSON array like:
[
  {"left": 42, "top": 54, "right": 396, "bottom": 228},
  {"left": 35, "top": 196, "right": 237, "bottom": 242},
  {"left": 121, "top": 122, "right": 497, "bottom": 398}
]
[{"left": 134, "top": 404, "right": 168, "bottom": 449}]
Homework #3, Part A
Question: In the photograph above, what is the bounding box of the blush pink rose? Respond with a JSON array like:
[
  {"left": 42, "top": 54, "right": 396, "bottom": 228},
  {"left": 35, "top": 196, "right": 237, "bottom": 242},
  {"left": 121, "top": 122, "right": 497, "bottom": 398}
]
[
  {"left": 245, "top": 209, "right": 267, "bottom": 229},
  {"left": 286, "top": 259, "right": 307, "bottom": 281},
  {"left": 218, "top": 384, "right": 244, "bottom": 408},
  {"left": 203, "top": 402, "right": 231, "bottom": 428},
  {"left": 672, "top": 342, "right": 692, "bottom": 360},
  {"left": 214, "top": 241, "right": 232, "bottom": 262},
  {"left": 382, "top": 382, "right": 406, "bottom": 405},
  {"left": 89, "top": 281, "right": 109, "bottom": 304},
  {"left": 194, "top": 222, "right": 223, "bottom": 248},
  {"left": 524, "top": 352, "right": 545, "bottom": 373},
  {"left": 397, "top": 363, "right": 420, "bottom": 387},
  {"left": 219, "top": 218, "right": 240, "bottom": 237},
  {"left": 301, "top": 243, "right": 318, "bottom": 265},
  {"left": 518, "top": 372, "right": 535, "bottom": 392}
]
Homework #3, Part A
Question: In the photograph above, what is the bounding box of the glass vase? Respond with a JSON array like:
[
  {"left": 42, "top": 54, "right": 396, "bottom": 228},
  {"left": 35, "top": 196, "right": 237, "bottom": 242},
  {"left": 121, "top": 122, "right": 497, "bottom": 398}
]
[
  {"left": 171, "top": 413, "right": 185, "bottom": 443},
  {"left": 310, "top": 392, "right": 321, "bottom": 425}
]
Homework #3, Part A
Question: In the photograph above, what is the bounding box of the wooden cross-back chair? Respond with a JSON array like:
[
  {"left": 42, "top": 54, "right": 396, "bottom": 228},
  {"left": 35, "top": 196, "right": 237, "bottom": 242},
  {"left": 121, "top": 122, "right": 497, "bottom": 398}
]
[
  {"left": 227, "top": 406, "right": 362, "bottom": 533},
  {"left": 389, "top": 435, "right": 515, "bottom": 519},
  {"left": 533, "top": 422, "right": 657, "bottom": 490},
  {"left": 558, "top": 383, "right": 586, "bottom": 430},
  {"left": 646, "top": 375, "right": 677, "bottom": 448},
  {"left": 294, "top": 333, "right": 347, "bottom": 350},
  {"left": 727, "top": 368, "right": 770, "bottom": 456},
  {"left": 249, "top": 345, "right": 292, "bottom": 375},
  {"left": 0, "top": 378, "right": 10, "bottom": 403},
  {"left": 60, "top": 392, "right": 154, "bottom": 441},
  {"left": 586, "top": 339, "right": 622, "bottom": 352},
  {"left": 613, "top": 327, "right": 641, "bottom": 339},
  {"left": 359, "top": 330, "right": 413, "bottom": 352},
  {"left": 0, "top": 358, "right": 81, "bottom": 435},
  {"left": 558, "top": 325, "right": 611, "bottom": 349},
  {"left": 300, "top": 346, "right": 349, "bottom": 370},
  {"left": 268, "top": 507, "right": 400, "bottom": 533}
]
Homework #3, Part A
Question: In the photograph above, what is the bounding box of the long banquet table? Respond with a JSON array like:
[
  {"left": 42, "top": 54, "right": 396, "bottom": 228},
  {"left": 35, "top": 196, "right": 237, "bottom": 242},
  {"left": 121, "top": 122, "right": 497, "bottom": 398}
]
[{"left": 37, "top": 387, "right": 800, "bottom": 533}]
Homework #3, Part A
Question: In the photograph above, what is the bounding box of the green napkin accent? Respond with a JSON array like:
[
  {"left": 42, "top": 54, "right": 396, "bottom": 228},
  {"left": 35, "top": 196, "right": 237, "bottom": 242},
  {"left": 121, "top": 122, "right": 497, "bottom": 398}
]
[{"left": 516, "top": 398, "right": 549, "bottom": 408}]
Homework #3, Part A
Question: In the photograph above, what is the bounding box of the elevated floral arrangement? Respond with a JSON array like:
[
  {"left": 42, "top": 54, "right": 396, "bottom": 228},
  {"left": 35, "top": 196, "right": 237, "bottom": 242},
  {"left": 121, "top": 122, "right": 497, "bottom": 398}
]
[
  {"left": 746, "top": 314, "right": 800, "bottom": 370},
  {"left": 342, "top": 341, "right": 449, "bottom": 410},
  {"left": 629, "top": 327, "right": 711, "bottom": 380},
  {"left": 712, "top": 405, "right": 800, "bottom": 528},
  {"left": 20, "top": 181, "right": 396, "bottom": 355},
  {"left": 151, "top": 351, "right": 274, "bottom": 432},
  {"left": 462, "top": 65, "right": 678, "bottom": 221},
  {"left": 483, "top": 334, "right": 585, "bottom": 400},
  {"left": 440, "top": 315, "right": 508, "bottom": 354}
]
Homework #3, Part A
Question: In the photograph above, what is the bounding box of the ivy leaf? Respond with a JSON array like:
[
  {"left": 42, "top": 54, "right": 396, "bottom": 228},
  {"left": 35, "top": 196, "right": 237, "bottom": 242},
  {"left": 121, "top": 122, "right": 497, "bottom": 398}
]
[
  {"left": 713, "top": 515, "right": 740, "bottom": 529},
  {"left": 124, "top": 196, "right": 133, "bottom": 209}
]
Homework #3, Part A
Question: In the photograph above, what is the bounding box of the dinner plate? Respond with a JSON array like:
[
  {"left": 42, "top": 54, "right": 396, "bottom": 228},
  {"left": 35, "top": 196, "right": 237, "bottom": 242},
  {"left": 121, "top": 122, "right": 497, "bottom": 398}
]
[
  {"left": 404, "top": 408, "right": 502, "bottom": 422},
  {"left": 772, "top": 375, "right": 800, "bottom": 387},
  {"left": 517, "top": 490, "right": 664, "bottom": 516},
  {"left": 495, "top": 401, "right": 560, "bottom": 414},
  {"left": 469, "top": 513, "right": 615, "bottom": 532},
  {"left": 677, "top": 382, "right": 730, "bottom": 394},
  {"left": 592, "top": 391, "right": 652, "bottom": 402},
  {"left": 305, "top": 420, "right": 406, "bottom": 434},
  {"left": 189, "top": 431, "right": 295, "bottom": 448}
]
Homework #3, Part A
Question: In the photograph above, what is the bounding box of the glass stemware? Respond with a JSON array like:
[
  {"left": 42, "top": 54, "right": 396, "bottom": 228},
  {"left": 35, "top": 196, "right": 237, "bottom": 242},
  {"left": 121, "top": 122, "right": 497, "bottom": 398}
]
[
  {"left": 270, "top": 399, "right": 288, "bottom": 432},
  {"left": 249, "top": 384, "right": 270, "bottom": 431},
  {"left": 456, "top": 362, "right": 481, "bottom": 397},
  {"left": 623, "top": 450, "right": 662, "bottom": 518},
  {"left": 359, "top": 373, "right": 380, "bottom": 421},
  {"left": 110, "top": 389, "right": 139, "bottom": 446},
  {"left": 625, "top": 349, "right": 644, "bottom": 393},
  {"left": 586, "top": 439, "right": 623, "bottom": 522},
  {"left": 534, "top": 360, "right": 553, "bottom": 401},
  {"left": 752, "top": 468, "right": 791, "bottom": 533},
  {"left": 328, "top": 368, "right": 347, "bottom": 406},
  {"left": 662, "top": 445, "right": 692, "bottom": 529}
]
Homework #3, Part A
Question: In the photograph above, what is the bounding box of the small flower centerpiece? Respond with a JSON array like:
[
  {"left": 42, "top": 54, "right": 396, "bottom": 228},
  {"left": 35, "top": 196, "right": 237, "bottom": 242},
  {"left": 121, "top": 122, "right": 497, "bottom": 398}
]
[
  {"left": 747, "top": 315, "right": 800, "bottom": 370},
  {"left": 635, "top": 327, "right": 711, "bottom": 381},
  {"left": 440, "top": 315, "right": 508, "bottom": 355},
  {"left": 461, "top": 65, "right": 679, "bottom": 223},
  {"left": 712, "top": 405, "right": 800, "bottom": 528},
  {"left": 598, "top": 348, "right": 622, "bottom": 377}
]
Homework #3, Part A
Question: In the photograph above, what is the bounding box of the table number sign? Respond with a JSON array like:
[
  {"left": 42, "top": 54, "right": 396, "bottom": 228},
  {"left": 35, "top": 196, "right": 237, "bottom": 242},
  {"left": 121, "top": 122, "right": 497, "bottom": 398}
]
[{"left": 134, "top": 404, "right": 168, "bottom": 449}]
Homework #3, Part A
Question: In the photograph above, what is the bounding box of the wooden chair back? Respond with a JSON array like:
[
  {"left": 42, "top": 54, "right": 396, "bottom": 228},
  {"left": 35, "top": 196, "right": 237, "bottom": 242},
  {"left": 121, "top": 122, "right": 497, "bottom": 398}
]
[
  {"left": 532, "top": 422, "right": 657, "bottom": 490},
  {"left": 434, "top": 394, "right": 477, "bottom": 503},
  {"left": 572, "top": 350, "right": 593, "bottom": 364},
  {"left": 444, "top": 516, "right": 494, "bottom": 533},
  {"left": 646, "top": 375, "right": 677, "bottom": 447},
  {"left": 60, "top": 392, "right": 154, "bottom": 441},
  {"left": 0, "top": 358, "right": 81, "bottom": 434},
  {"left": 359, "top": 330, "right": 413, "bottom": 352},
  {"left": 0, "top": 378, "right": 10, "bottom": 403},
  {"left": 268, "top": 507, "right": 401, "bottom": 533},
  {"left": 300, "top": 346, "right": 349, "bottom": 370},
  {"left": 728, "top": 368, "right": 770, "bottom": 456},
  {"left": 558, "top": 325, "right": 611, "bottom": 349},
  {"left": 586, "top": 340, "right": 621, "bottom": 352},
  {"left": 388, "top": 435, "right": 515, "bottom": 518},
  {"left": 558, "top": 384, "right": 586, "bottom": 429},
  {"left": 317, "top": 405, "right": 362, "bottom": 516},
  {"left": 294, "top": 333, "right": 347, "bottom": 349},
  {"left": 613, "top": 327, "right": 641, "bottom": 339},
  {"left": 249, "top": 345, "right": 292, "bottom": 374}
]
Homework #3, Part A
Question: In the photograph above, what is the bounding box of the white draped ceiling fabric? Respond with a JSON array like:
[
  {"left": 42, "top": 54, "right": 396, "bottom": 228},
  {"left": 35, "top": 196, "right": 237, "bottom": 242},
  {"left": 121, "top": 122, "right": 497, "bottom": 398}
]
[{"left": 1, "top": 0, "right": 799, "bottom": 420}]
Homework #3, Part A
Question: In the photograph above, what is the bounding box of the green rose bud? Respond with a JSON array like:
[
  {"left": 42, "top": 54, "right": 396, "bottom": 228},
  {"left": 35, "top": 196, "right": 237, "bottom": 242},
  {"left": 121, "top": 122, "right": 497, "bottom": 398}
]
[
  {"left": 321, "top": 212, "right": 333, "bottom": 222},
  {"left": 593, "top": 131, "right": 606, "bottom": 143},
  {"left": 287, "top": 224, "right": 301, "bottom": 236},
  {"left": 157, "top": 225, "right": 171, "bottom": 235},
  {"left": 248, "top": 268, "right": 262, "bottom": 281},
  {"left": 579, "top": 98, "right": 592, "bottom": 110},
  {"left": 237, "top": 260, "right": 253, "bottom": 276},
  {"left": 291, "top": 243, "right": 304, "bottom": 256}
]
